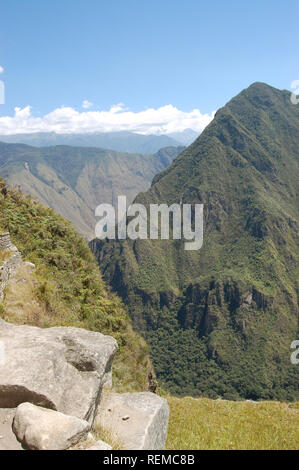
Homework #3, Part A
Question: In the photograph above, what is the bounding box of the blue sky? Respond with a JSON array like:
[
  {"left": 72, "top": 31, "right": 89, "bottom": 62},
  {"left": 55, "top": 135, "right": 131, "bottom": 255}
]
[{"left": 0, "top": 0, "right": 298, "bottom": 134}]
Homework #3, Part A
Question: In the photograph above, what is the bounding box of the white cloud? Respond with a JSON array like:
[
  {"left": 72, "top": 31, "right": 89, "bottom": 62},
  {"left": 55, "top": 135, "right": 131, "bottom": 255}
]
[
  {"left": 0, "top": 103, "right": 215, "bottom": 136},
  {"left": 0, "top": 66, "right": 4, "bottom": 74},
  {"left": 82, "top": 100, "right": 93, "bottom": 109}
]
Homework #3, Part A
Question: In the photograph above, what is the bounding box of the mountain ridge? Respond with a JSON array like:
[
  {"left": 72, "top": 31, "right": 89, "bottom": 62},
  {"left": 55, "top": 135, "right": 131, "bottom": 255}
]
[
  {"left": 0, "top": 143, "right": 183, "bottom": 239},
  {"left": 0, "top": 131, "right": 187, "bottom": 154}
]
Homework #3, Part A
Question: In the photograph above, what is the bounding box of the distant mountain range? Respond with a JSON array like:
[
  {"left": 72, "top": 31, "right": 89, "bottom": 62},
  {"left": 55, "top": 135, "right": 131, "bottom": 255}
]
[
  {"left": 0, "top": 143, "right": 183, "bottom": 239},
  {"left": 167, "top": 129, "right": 199, "bottom": 145},
  {"left": 91, "top": 83, "right": 299, "bottom": 401},
  {"left": 0, "top": 130, "right": 198, "bottom": 154}
]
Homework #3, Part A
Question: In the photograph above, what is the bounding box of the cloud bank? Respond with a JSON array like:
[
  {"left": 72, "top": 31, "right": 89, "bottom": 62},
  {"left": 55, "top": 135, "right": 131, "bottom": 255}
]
[{"left": 0, "top": 103, "right": 215, "bottom": 136}]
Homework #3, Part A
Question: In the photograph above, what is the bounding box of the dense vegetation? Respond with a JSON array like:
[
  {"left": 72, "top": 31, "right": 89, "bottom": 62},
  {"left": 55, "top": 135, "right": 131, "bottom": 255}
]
[
  {"left": 93, "top": 83, "right": 299, "bottom": 400},
  {"left": 0, "top": 143, "right": 182, "bottom": 239},
  {"left": 0, "top": 178, "right": 152, "bottom": 391}
]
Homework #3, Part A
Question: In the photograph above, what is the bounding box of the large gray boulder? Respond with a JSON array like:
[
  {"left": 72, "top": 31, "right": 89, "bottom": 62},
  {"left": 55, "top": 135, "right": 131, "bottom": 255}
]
[
  {"left": 13, "top": 402, "right": 90, "bottom": 450},
  {"left": 96, "top": 391, "right": 169, "bottom": 450},
  {"left": 0, "top": 319, "right": 118, "bottom": 423}
]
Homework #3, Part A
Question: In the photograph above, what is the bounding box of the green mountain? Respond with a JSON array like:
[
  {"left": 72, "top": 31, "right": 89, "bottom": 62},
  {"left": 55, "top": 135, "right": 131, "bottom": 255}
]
[
  {"left": 0, "top": 131, "right": 181, "bottom": 154},
  {"left": 91, "top": 83, "right": 299, "bottom": 400},
  {"left": 0, "top": 143, "right": 183, "bottom": 239}
]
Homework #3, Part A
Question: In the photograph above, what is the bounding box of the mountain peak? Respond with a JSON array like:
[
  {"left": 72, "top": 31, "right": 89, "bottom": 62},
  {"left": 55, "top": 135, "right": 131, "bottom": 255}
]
[{"left": 227, "top": 81, "right": 292, "bottom": 111}]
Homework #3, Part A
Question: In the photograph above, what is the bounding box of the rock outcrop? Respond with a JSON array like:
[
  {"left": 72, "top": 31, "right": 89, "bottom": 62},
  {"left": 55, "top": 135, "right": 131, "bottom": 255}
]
[
  {"left": 13, "top": 402, "right": 90, "bottom": 450},
  {"left": 0, "top": 319, "right": 118, "bottom": 423},
  {"left": 96, "top": 391, "right": 169, "bottom": 450},
  {"left": 0, "top": 233, "right": 22, "bottom": 301},
  {"left": 0, "top": 233, "right": 16, "bottom": 251}
]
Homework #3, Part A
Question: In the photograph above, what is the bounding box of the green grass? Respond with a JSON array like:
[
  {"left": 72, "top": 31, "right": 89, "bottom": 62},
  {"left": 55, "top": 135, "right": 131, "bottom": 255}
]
[{"left": 166, "top": 396, "right": 299, "bottom": 450}]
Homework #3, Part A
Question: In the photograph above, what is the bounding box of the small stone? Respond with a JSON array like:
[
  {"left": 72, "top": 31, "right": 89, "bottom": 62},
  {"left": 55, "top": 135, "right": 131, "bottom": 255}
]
[{"left": 23, "top": 262, "right": 36, "bottom": 270}]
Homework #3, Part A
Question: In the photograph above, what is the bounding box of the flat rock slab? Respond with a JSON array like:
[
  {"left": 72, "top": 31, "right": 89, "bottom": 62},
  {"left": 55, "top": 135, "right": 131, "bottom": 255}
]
[
  {"left": 0, "top": 408, "right": 23, "bottom": 450},
  {"left": 0, "top": 319, "right": 118, "bottom": 423},
  {"left": 13, "top": 402, "right": 90, "bottom": 450},
  {"left": 96, "top": 391, "right": 169, "bottom": 450}
]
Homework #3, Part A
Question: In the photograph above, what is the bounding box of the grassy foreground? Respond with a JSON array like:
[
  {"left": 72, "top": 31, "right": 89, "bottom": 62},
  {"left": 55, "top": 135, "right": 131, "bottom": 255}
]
[{"left": 166, "top": 397, "right": 299, "bottom": 450}]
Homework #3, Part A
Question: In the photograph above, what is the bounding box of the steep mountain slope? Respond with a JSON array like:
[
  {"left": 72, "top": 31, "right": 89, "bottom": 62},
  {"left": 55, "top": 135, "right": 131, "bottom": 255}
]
[
  {"left": 92, "top": 83, "right": 299, "bottom": 400},
  {"left": 0, "top": 131, "right": 181, "bottom": 154},
  {"left": 0, "top": 144, "right": 183, "bottom": 239},
  {"left": 0, "top": 179, "right": 152, "bottom": 392}
]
